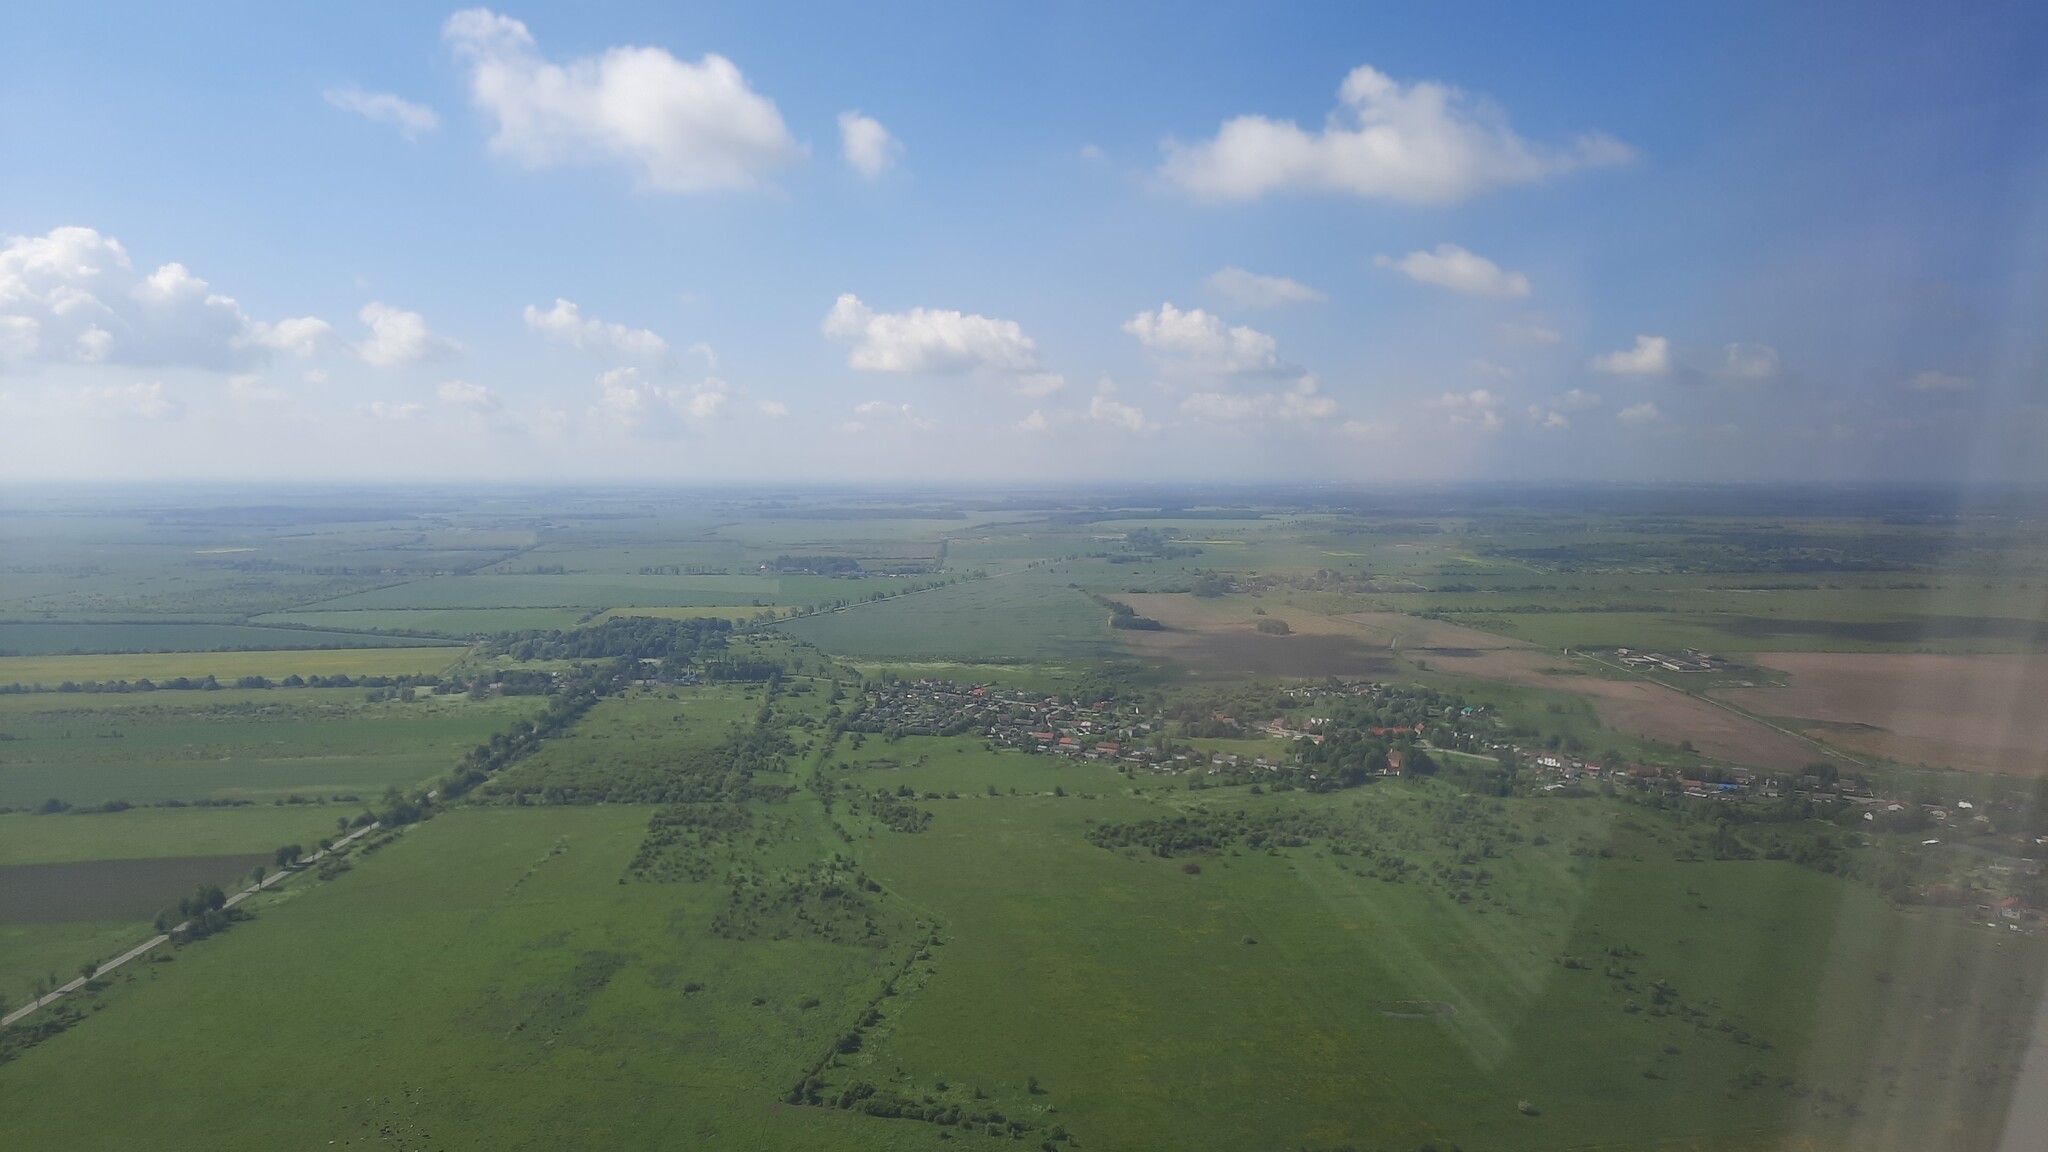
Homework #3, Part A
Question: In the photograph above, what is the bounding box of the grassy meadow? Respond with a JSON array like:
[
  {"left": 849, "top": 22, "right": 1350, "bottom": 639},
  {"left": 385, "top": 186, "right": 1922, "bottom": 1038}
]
[
  {"left": 2, "top": 733, "right": 2034, "bottom": 1149},
  {"left": 5, "top": 487, "right": 2047, "bottom": 1150},
  {"left": 0, "top": 621, "right": 455, "bottom": 655},
  {"left": 0, "top": 646, "right": 464, "bottom": 689},
  {"left": 250, "top": 607, "right": 594, "bottom": 636},
  {"left": 0, "top": 805, "right": 356, "bottom": 1009},
  {"left": 0, "top": 688, "right": 547, "bottom": 808},
  {"left": 778, "top": 573, "right": 1123, "bottom": 662}
]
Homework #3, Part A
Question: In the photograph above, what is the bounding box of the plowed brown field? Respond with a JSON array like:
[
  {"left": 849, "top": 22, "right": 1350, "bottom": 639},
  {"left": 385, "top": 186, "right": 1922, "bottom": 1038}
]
[
  {"left": 1714, "top": 652, "right": 2048, "bottom": 775},
  {"left": 1121, "top": 595, "right": 1819, "bottom": 769}
]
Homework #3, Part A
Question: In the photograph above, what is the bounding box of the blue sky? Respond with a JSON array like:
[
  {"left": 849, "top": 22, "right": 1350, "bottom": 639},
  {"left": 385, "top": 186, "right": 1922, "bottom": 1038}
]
[{"left": 2, "top": 2, "right": 2043, "bottom": 482}]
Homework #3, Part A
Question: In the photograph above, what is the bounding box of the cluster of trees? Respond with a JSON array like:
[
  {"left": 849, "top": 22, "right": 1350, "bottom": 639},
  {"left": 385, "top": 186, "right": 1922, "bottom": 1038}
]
[
  {"left": 1087, "top": 593, "right": 1164, "bottom": 631},
  {"left": 153, "top": 883, "right": 248, "bottom": 942},
  {"left": 768, "top": 555, "right": 864, "bottom": 575},
  {"left": 4, "top": 672, "right": 434, "bottom": 695},
  {"left": 709, "top": 854, "right": 885, "bottom": 945},
  {"left": 860, "top": 788, "right": 933, "bottom": 833},
  {"left": 626, "top": 802, "right": 755, "bottom": 883},
  {"left": 436, "top": 669, "right": 614, "bottom": 804},
  {"left": 806, "top": 1081, "right": 1068, "bottom": 1143},
  {"left": 1097, "top": 526, "right": 1202, "bottom": 564},
  {"left": 481, "top": 616, "right": 732, "bottom": 668},
  {"left": 1087, "top": 809, "right": 1343, "bottom": 857},
  {"left": 492, "top": 694, "right": 795, "bottom": 806},
  {"left": 1233, "top": 568, "right": 1379, "bottom": 595}
]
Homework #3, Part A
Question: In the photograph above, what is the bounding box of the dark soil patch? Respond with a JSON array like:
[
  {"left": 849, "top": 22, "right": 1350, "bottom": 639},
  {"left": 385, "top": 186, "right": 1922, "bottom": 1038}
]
[
  {"left": 1715, "top": 614, "right": 2048, "bottom": 647},
  {"left": 0, "top": 854, "right": 270, "bottom": 924},
  {"left": 1159, "top": 632, "right": 1397, "bottom": 679}
]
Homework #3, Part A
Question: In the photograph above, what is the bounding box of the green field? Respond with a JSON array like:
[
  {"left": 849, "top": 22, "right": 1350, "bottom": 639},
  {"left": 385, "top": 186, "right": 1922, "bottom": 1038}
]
[
  {"left": 0, "top": 647, "right": 464, "bottom": 688},
  {"left": 3, "top": 735, "right": 2035, "bottom": 1149},
  {"left": 0, "top": 805, "right": 359, "bottom": 866},
  {"left": 6, "top": 487, "right": 2047, "bottom": 1150},
  {"left": 293, "top": 573, "right": 889, "bottom": 612},
  {"left": 0, "top": 806, "right": 943, "bottom": 1151},
  {"left": 596, "top": 605, "right": 781, "bottom": 624},
  {"left": 0, "top": 622, "right": 456, "bottom": 656},
  {"left": 0, "top": 805, "right": 355, "bottom": 1008},
  {"left": 0, "top": 688, "right": 546, "bottom": 808},
  {"left": 250, "top": 608, "right": 594, "bottom": 636},
  {"left": 779, "top": 574, "right": 1124, "bottom": 662}
]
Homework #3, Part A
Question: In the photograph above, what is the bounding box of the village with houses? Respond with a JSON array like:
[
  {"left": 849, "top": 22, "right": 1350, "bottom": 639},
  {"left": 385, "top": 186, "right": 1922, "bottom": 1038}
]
[{"left": 837, "top": 675, "right": 2046, "bottom": 929}]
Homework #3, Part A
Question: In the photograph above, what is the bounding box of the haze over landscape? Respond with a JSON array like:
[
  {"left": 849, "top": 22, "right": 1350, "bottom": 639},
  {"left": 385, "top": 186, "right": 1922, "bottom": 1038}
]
[{"left": 2, "top": 1, "right": 2044, "bottom": 483}]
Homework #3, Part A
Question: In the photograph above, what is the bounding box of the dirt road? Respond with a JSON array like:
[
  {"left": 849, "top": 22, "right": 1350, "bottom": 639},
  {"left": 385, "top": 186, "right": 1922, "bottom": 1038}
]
[{"left": 1, "top": 822, "right": 381, "bottom": 1028}]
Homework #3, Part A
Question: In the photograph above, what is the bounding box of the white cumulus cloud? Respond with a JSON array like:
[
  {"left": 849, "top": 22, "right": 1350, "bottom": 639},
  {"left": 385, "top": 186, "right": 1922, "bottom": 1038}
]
[
  {"left": 324, "top": 86, "right": 440, "bottom": 140},
  {"left": 591, "top": 365, "right": 730, "bottom": 429},
  {"left": 823, "top": 294, "right": 1043, "bottom": 376},
  {"left": 843, "top": 400, "right": 935, "bottom": 434},
  {"left": 438, "top": 379, "right": 500, "bottom": 412},
  {"left": 1377, "top": 244, "right": 1530, "bottom": 298},
  {"left": 524, "top": 298, "right": 669, "bottom": 362},
  {"left": 1090, "top": 392, "right": 1155, "bottom": 433},
  {"left": 1122, "top": 303, "right": 1281, "bottom": 376},
  {"left": 0, "top": 226, "right": 332, "bottom": 371},
  {"left": 364, "top": 400, "right": 425, "bottom": 422},
  {"left": 1554, "top": 388, "right": 1602, "bottom": 410},
  {"left": 1718, "top": 342, "right": 1780, "bottom": 380},
  {"left": 1616, "top": 401, "right": 1664, "bottom": 424},
  {"left": 1435, "top": 388, "right": 1505, "bottom": 430},
  {"left": 82, "top": 381, "right": 183, "bottom": 421},
  {"left": 358, "top": 302, "right": 455, "bottom": 367},
  {"left": 838, "top": 111, "right": 900, "bottom": 178},
  {"left": 444, "top": 8, "right": 802, "bottom": 193},
  {"left": 1159, "top": 64, "right": 1632, "bottom": 204},
  {"left": 1181, "top": 377, "right": 1336, "bottom": 425},
  {"left": 1590, "top": 335, "right": 1670, "bottom": 376},
  {"left": 1206, "top": 266, "right": 1326, "bottom": 309}
]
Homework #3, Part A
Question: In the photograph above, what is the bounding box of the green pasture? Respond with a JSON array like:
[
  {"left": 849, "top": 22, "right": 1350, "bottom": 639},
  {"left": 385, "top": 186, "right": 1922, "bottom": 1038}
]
[
  {"left": 779, "top": 574, "right": 1121, "bottom": 662},
  {"left": 484, "top": 688, "right": 779, "bottom": 800},
  {"left": 595, "top": 605, "right": 776, "bottom": 624},
  {"left": 0, "top": 646, "right": 463, "bottom": 689},
  {"left": 250, "top": 608, "right": 592, "bottom": 636},
  {"left": 838, "top": 753, "right": 2039, "bottom": 1151},
  {"left": 291, "top": 573, "right": 902, "bottom": 612},
  {"left": 0, "top": 689, "right": 545, "bottom": 808},
  {"left": 1, "top": 733, "right": 2037, "bottom": 1149},
  {"left": 0, "top": 806, "right": 349, "bottom": 1008},
  {"left": 0, "top": 806, "right": 951, "bottom": 1151},
  {"left": 0, "top": 805, "right": 354, "bottom": 866},
  {"left": 850, "top": 662, "right": 1117, "bottom": 693},
  {"left": 0, "top": 621, "right": 454, "bottom": 656}
]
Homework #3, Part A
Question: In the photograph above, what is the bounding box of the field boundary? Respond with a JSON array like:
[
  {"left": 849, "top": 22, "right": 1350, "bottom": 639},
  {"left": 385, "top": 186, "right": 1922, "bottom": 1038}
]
[
  {"left": 0, "top": 821, "right": 382, "bottom": 1029},
  {"left": 1570, "top": 650, "right": 1873, "bottom": 771}
]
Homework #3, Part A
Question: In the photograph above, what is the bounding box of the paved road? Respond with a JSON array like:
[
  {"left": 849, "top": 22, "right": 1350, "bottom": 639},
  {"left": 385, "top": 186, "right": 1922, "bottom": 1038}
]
[{"left": 1, "top": 822, "right": 381, "bottom": 1029}]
